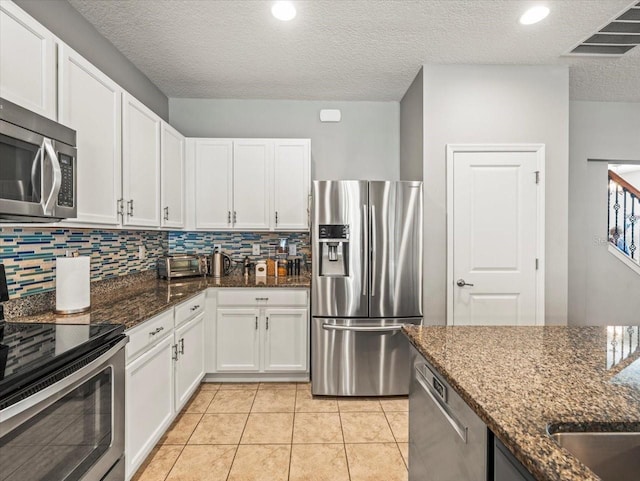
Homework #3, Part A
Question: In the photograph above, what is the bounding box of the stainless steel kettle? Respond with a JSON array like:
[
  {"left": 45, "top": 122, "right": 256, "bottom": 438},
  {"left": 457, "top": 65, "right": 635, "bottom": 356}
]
[{"left": 211, "top": 250, "right": 232, "bottom": 278}]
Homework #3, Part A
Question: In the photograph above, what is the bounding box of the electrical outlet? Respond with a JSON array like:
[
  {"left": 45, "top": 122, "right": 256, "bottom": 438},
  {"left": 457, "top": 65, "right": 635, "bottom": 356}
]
[
  {"left": 138, "top": 245, "right": 146, "bottom": 260},
  {"left": 289, "top": 244, "right": 297, "bottom": 256},
  {"left": 252, "top": 244, "right": 260, "bottom": 255},
  {"left": 214, "top": 244, "right": 221, "bottom": 251}
]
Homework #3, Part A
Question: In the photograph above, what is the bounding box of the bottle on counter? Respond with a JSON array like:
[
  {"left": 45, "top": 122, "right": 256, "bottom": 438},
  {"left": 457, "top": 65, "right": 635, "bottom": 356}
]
[
  {"left": 267, "top": 248, "right": 276, "bottom": 276},
  {"left": 277, "top": 259, "right": 288, "bottom": 278}
]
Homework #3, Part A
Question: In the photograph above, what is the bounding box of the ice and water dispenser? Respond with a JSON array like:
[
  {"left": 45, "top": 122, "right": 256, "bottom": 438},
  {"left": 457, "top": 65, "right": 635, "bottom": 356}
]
[{"left": 317, "top": 224, "right": 349, "bottom": 276}]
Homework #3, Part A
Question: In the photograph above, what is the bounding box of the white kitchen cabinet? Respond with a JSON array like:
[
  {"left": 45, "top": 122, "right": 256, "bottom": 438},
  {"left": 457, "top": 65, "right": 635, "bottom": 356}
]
[
  {"left": 122, "top": 93, "right": 161, "bottom": 227},
  {"left": 160, "top": 122, "right": 185, "bottom": 228},
  {"left": 213, "top": 289, "right": 309, "bottom": 378},
  {"left": 263, "top": 308, "right": 308, "bottom": 372},
  {"left": 125, "top": 334, "right": 174, "bottom": 480},
  {"left": 174, "top": 311, "right": 205, "bottom": 411},
  {"left": 58, "top": 44, "right": 122, "bottom": 225},
  {"left": 273, "top": 139, "right": 311, "bottom": 230},
  {"left": 215, "top": 308, "right": 261, "bottom": 372},
  {"left": 193, "top": 139, "right": 233, "bottom": 229},
  {"left": 233, "top": 139, "right": 272, "bottom": 230},
  {"left": 0, "top": 0, "right": 56, "bottom": 119}
]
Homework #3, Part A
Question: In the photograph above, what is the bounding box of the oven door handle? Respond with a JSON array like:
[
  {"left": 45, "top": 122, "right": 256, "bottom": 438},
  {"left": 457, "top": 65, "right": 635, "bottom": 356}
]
[
  {"left": 322, "top": 323, "right": 404, "bottom": 332},
  {"left": 0, "top": 337, "right": 128, "bottom": 435}
]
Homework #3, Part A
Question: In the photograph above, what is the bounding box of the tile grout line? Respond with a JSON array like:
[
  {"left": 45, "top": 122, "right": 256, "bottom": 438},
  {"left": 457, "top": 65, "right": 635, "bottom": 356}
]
[
  {"left": 224, "top": 386, "right": 258, "bottom": 481},
  {"left": 287, "top": 390, "right": 298, "bottom": 481},
  {"left": 337, "top": 400, "right": 352, "bottom": 481},
  {"left": 382, "top": 408, "right": 409, "bottom": 471}
]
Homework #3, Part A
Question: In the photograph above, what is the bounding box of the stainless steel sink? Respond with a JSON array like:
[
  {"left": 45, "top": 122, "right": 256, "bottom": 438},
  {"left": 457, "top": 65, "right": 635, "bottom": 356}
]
[{"left": 550, "top": 431, "right": 640, "bottom": 481}]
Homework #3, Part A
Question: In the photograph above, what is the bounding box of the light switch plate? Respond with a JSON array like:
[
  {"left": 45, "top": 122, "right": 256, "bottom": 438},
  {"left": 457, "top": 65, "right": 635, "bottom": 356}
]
[{"left": 252, "top": 244, "right": 260, "bottom": 255}]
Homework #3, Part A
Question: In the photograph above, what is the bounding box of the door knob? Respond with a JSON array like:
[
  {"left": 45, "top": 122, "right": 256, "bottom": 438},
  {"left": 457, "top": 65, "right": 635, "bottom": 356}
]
[{"left": 456, "top": 279, "right": 474, "bottom": 287}]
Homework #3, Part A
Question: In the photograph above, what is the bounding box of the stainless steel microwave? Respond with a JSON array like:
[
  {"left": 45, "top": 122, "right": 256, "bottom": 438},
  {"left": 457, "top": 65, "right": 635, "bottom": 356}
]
[{"left": 0, "top": 97, "right": 77, "bottom": 222}]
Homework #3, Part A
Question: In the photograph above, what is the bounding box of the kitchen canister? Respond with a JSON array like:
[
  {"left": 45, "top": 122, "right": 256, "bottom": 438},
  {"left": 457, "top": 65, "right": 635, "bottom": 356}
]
[
  {"left": 256, "top": 261, "right": 267, "bottom": 279},
  {"left": 55, "top": 254, "right": 91, "bottom": 314}
]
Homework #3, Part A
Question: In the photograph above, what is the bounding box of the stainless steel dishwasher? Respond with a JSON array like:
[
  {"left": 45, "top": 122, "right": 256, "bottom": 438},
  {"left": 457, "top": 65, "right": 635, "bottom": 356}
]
[{"left": 409, "top": 345, "right": 487, "bottom": 481}]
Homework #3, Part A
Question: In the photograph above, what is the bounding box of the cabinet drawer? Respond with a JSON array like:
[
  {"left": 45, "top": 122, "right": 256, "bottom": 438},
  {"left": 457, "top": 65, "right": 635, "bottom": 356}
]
[
  {"left": 217, "top": 289, "right": 307, "bottom": 307},
  {"left": 126, "top": 310, "right": 174, "bottom": 361},
  {"left": 175, "top": 292, "right": 205, "bottom": 327}
]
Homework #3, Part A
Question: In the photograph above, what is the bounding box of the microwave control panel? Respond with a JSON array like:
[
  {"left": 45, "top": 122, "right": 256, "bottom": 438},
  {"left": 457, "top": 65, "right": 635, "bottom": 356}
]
[{"left": 57, "top": 154, "right": 74, "bottom": 207}]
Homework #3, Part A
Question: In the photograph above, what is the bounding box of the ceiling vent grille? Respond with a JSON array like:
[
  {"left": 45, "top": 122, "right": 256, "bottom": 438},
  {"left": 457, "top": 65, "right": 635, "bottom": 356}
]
[{"left": 567, "top": 2, "right": 640, "bottom": 56}]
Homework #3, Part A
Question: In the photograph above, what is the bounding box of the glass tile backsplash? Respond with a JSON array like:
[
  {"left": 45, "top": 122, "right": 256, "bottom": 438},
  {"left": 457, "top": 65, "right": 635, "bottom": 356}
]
[{"left": 0, "top": 228, "right": 310, "bottom": 299}]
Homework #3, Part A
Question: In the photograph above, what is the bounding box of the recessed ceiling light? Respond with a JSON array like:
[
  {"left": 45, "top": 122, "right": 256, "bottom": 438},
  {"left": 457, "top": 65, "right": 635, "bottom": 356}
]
[
  {"left": 272, "top": 1, "right": 296, "bottom": 21},
  {"left": 519, "top": 5, "right": 550, "bottom": 25}
]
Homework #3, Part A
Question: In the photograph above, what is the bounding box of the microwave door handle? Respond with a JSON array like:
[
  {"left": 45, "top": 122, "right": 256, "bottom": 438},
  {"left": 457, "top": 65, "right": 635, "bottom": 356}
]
[
  {"left": 30, "top": 147, "right": 43, "bottom": 203},
  {"left": 41, "top": 139, "right": 62, "bottom": 216}
]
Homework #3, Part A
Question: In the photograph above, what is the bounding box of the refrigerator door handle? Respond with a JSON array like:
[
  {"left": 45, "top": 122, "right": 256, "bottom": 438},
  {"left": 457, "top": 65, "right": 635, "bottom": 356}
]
[
  {"left": 362, "top": 203, "right": 368, "bottom": 296},
  {"left": 370, "top": 203, "right": 377, "bottom": 297},
  {"left": 322, "top": 324, "right": 403, "bottom": 332}
]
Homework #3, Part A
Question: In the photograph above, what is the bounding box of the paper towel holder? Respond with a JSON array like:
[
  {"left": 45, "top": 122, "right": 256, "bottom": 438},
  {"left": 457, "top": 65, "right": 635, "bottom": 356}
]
[{"left": 54, "top": 253, "right": 91, "bottom": 315}]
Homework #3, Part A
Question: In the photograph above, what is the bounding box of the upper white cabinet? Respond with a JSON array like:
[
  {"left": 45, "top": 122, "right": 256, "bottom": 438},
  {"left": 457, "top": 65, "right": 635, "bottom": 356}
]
[
  {"left": 191, "top": 138, "right": 310, "bottom": 231},
  {"left": 58, "top": 44, "right": 122, "bottom": 225},
  {"left": 233, "top": 139, "right": 272, "bottom": 230},
  {"left": 0, "top": 0, "right": 56, "bottom": 119},
  {"left": 273, "top": 139, "right": 311, "bottom": 230},
  {"left": 160, "top": 122, "right": 185, "bottom": 228},
  {"left": 193, "top": 139, "right": 233, "bottom": 229},
  {"left": 122, "top": 93, "right": 162, "bottom": 228}
]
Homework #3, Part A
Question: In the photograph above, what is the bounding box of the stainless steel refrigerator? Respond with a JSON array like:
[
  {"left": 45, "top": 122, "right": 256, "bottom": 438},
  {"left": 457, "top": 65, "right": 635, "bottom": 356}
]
[{"left": 311, "top": 180, "right": 423, "bottom": 396}]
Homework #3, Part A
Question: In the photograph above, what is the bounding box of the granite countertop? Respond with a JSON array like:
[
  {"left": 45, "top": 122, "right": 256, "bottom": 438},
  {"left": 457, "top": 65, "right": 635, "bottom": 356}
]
[
  {"left": 6, "top": 274, "right": 310, "bottom": 330},
  {"left": 403, "top": 325, "right": 640, "bottom": 481}
]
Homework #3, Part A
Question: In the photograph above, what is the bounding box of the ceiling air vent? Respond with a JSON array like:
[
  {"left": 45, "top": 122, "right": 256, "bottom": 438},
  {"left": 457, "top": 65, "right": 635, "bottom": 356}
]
[{"left": 567, "top": 2, "right": 640, "bottom": 56}]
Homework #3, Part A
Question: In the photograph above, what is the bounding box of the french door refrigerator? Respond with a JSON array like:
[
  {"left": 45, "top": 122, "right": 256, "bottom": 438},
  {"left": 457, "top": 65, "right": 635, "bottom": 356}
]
[{"left": 311, "top": 180, "right": 423, "bottom": 396}]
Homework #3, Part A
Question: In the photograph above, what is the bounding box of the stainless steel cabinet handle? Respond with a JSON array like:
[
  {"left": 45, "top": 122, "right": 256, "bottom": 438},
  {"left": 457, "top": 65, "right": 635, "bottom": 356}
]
[
  {"left": 172, "top": 344, "right": 179, "bottom": 361},
  {"left": 322, "top": 324, "right": 403, "bottom": 332},
  {"left": 370, "top": 204, "right": 377, "bottom": 297},
  {"left": 266, "top": 316, "right": 269, "bottom": 330},
  {"left": 233, "top": 211, "right": 237, "bottom": 224},
  {"left": 255, "top": 316, "right": 259, "bottom": 330},
  {"left": 149, "top": 326, "right": 164, "bottom": 336},
  {"left": 228, "top": 211, "right": 231, "bottom": 224},
  {"left": 127, "top": 200, "right": 134, "bottom": 217},
  {"left": 118, "top": 198, "right": 125, "bottom": 218},
  {"left": 179, "top": 338, "right": 185, "bottom": 354},
  {"left": 190, "top": 304, "right": 200, "bottom": 311},
  {"left": 255, "top": 297, "right": 269, "bottom": 301},
  {"left": 456, "top": 279, "right": 474, "bottom": 287},
  {"left": 415, "top": 367, "right": 467, "bottom": 443},
  {"left": 362, "top": 204, "right": 368, "bottom": 296},
  {"left": 275, "top": 211, "right": 278, "bottom": 225},
  {"left": 164, "top": 206, "right": 169, "bottom": 221}
]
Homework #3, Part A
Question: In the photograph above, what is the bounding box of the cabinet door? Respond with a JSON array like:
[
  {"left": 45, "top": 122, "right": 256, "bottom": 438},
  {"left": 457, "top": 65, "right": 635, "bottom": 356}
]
[
  {"left": 174, "top": 312, "right": 205, "bottom": 411},
  {"left": 233, "top": 140, "right": 272, "bottom": 230},
  {"left": 263, "top": 308, "right": 308, "bottom": 372},
  {"left": 273, "top": 140, "right": 310, "bottom": 231},
  {"left": 194, "top": 139, "right": 233, "bottom": 230},
  {"left": 161, "top": 122, "right": 185, "bottom": 228},
  {"left": 125, "top": 335, "right": 174, "bottom": 479},
  {"left": 216, "top": 308, "right": 260, "bottom": 372},
  {"left": 0, "top": 1, "right": 56, "bottom": 119},
  {"left": 122, "top": 93, "right": 161, "bottom": 227},
  {"left": 58, "top": 44, "right": 122, "bottom": 225}
]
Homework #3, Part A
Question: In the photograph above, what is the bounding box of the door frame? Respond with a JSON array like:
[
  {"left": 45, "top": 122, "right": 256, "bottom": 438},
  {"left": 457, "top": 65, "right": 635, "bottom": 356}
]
[{"left": 445, "top": 144, "right": 546, "bottom": 326}]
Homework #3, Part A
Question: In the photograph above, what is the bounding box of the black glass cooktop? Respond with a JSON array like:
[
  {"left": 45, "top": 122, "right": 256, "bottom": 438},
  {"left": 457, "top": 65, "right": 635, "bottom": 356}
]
[{"left": 0, "top": 321, "right": 124, "bottom": 403}]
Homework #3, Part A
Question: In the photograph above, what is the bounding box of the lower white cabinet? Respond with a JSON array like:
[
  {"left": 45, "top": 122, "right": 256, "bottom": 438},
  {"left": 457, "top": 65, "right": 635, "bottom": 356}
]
[
  {"left": 174, "top": 312, "right": 206, "bottom": 411},
  {"left": 125, "top": 334, "right": 174, "bottom": 479},
  {"left": 213, "top": 289, "right": 309, "bottom": 375}
]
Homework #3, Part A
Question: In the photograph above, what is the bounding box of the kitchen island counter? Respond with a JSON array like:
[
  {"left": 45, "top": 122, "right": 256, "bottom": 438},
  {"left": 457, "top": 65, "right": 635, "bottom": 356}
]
[
  {"left": 6, "top": 273, "right": 310, "bottom": 329},
  {"left": 403, "top": 325, "right": 640, "bottom": 481}
]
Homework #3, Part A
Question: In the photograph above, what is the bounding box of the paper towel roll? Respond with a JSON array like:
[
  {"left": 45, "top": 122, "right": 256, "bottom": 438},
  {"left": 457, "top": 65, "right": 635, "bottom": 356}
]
[{"left": 55, "top": 256, "right": 90, "bottom": 314}]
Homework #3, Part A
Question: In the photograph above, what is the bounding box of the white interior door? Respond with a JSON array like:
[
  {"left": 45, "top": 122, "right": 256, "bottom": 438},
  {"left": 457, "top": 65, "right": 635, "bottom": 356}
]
[{"left": 447, "top": 145, "right": 544, "bottom": 326}]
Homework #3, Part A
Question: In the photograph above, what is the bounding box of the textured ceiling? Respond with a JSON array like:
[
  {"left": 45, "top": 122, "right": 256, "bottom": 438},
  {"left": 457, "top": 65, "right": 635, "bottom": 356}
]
[{"left": 68, "top": 0, "right": 640, "bottom": 101}]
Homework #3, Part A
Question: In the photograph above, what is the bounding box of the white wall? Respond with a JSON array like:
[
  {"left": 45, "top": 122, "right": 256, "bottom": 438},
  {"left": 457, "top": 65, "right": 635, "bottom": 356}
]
[
  {"left": 169, "top": 99, "right": 399, "bottom": 181},
  {"left": 421, "top": 65, "right": 569, "bottom": 325},
  {"left": 400, "top": 68, "right": 424, "bottom": 181},
  {"left": 569, "top": 101, "right": 640, "bottom": 326},
  {"left": 619, "top": 170, "right": 640, "bottom": 188}
]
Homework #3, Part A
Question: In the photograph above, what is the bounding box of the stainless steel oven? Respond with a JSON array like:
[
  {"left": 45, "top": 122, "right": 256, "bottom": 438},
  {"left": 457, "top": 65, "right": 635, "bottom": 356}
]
[
  {"left": 0, "top": 97, "right": 77, "bottom": 222},
  {"left": 0, "top": 324, "right": 127, "bottom": 481}
]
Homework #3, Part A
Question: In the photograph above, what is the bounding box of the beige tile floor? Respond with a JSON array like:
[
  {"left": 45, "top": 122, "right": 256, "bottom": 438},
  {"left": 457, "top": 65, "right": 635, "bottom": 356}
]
[{"left": 133, "top": 382, "right": 408, "bottom": 481}]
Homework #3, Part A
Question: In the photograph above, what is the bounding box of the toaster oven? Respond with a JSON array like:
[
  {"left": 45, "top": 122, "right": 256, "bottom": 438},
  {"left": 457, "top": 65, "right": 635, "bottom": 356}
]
[{"left": 157, "top": 255, "right": 203, "bottom": 280}]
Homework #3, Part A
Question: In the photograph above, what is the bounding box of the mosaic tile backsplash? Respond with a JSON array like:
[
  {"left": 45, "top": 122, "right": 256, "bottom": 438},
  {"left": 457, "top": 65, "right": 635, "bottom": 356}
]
[
  {"left": 0, "top": 228, "right": 167, "bottom": 299},
  {"left": 0, "top": 228, "right": 311, "bottom": 300}
]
